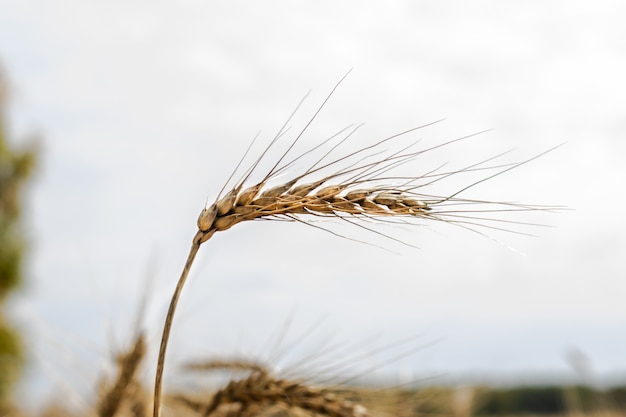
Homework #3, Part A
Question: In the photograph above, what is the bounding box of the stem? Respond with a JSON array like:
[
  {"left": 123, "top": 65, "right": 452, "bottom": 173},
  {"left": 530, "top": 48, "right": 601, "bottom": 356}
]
[{"left": 153, "top": 241, "right": 202, "bottom": 417}]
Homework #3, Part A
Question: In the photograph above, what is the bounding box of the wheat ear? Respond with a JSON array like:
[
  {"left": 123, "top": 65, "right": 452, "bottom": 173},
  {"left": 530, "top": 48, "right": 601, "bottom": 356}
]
[
  {"left": 153, "top": 76, "right": 560, "bottom": 416},
  {"left": 175, "top": 371, "right": 367, "bottom": 417},
  {"left": 98, "top": 332, "right": 147, "bottom": 417},
  {"left": 183, "top": 358, "right": 270, "bottom": 376}
]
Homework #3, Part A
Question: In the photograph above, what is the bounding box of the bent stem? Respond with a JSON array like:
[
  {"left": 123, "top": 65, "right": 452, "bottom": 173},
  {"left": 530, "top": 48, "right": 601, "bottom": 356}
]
[{"left": 153, "top": 237, "right": 205, "bottom": 417}]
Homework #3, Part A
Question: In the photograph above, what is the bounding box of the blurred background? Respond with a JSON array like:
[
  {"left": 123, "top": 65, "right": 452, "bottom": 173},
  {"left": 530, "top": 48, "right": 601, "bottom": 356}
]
[{"left": 0, "top": 0, "right": 625, "bottom": 413}]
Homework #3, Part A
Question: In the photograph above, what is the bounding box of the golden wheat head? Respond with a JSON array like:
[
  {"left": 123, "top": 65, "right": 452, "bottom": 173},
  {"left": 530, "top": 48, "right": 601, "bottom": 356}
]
[{"left": 153, "top": 72, "right": 562, "bottom": 417}]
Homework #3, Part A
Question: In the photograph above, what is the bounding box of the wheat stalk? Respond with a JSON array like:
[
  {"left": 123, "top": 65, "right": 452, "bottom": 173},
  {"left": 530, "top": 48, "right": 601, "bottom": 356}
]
[{"left": 152, "top": 74, "right": 560, "bottom": 417}]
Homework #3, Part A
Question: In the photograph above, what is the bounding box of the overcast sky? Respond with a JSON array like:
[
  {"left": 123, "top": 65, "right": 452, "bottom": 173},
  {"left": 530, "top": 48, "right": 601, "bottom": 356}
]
[{"left": 1, "top": 0, "right": 625, "bottom": 410}]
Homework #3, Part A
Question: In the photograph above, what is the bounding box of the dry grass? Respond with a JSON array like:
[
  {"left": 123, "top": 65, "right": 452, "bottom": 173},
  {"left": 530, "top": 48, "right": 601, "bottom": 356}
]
[{"left": 152, "top": 73, "right": 563, "bottom": 417}]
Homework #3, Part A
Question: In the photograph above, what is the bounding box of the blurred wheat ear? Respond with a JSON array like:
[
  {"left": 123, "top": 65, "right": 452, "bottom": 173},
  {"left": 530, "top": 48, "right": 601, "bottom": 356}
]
[
  {"left": 152, "top": 72, "right": 563, "bottom": 417},
  {"left": 175, "top": 369, "right": 368, "bottom": 417}
]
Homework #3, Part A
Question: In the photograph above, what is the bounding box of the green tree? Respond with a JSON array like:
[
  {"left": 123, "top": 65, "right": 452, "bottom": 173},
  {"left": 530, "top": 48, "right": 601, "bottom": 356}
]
[{"left": 0, "top": 68, "right": 37, "bottom": 404}]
